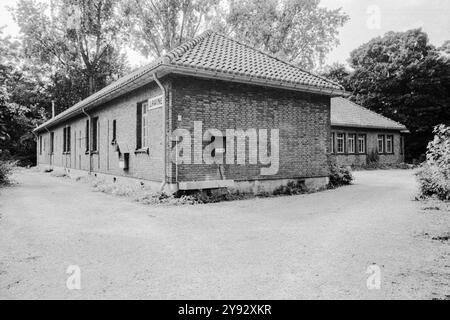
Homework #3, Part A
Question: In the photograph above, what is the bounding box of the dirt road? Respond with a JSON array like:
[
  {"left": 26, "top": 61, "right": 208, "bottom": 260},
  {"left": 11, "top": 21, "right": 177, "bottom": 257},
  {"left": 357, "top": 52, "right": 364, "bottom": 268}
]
[{"left": 0, "top": 169, "right": 448, "bottom": 299}]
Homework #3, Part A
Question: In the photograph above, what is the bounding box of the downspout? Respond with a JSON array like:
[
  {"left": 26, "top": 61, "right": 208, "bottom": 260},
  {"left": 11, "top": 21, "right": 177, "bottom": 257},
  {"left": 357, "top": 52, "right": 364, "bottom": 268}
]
[
  {"left": 153, "top": 73, "right": 167, "bottom": 192},
  {"left": 81, "top": 107, "right": 92, "bottom": 174}
]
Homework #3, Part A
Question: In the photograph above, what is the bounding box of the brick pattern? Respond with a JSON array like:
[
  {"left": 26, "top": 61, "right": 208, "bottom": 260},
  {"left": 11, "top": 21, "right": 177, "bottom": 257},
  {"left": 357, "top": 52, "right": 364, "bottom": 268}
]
[
  {"left": 169, "top": 75, "right": 331, "bottom": 182},
  {"left": 37, "top": 81, "right": 167, "bottom": 182}
]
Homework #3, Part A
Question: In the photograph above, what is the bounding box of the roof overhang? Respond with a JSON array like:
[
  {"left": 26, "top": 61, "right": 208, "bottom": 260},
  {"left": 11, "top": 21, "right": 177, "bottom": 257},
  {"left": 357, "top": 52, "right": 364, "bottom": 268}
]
[
  {"left": 34, "top": 64, "right": 347, "bottom": 133},
  {"left": 331, "top": 123, "right": 408, "bottom": 132}
]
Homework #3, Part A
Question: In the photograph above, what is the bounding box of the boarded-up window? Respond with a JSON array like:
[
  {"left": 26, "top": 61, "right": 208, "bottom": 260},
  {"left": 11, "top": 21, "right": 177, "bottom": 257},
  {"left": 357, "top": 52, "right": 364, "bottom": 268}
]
[
  {"left": 50, "top": 132, "right": 55, "bottom": 154},
  {"left": 85, "top": 119, "right": 90, "bottom": 152},
  {"left": 92, "top": 117, "right": 99, "bottom": 151}
]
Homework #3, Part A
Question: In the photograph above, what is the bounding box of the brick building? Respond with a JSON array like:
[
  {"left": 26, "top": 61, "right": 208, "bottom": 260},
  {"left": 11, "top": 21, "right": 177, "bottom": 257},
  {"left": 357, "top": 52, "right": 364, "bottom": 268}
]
[
  {"left": 34, "top": 30, "right": 346, "bottom": 193},
  {"left": 331, "top": 97, "right": 408, "bottom": 167}
]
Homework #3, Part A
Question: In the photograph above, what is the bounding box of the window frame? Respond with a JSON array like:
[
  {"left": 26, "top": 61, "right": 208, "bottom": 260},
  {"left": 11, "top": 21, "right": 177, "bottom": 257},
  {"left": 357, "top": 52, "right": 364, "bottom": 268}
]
[
  {"left": 386, "top": 135, "right": 394, "bottom": 154},
  {"left": 357, "top": 134, "right": 366, "bottom": 154},
  {"left": 377, "top": 135, "right": 385, "bottom": 154},
  {"left": 347, "top": 133, "right": 356, "bottom": 154},
  {"left": 336, "top": 133, "right": 345, "bottom": 154}
]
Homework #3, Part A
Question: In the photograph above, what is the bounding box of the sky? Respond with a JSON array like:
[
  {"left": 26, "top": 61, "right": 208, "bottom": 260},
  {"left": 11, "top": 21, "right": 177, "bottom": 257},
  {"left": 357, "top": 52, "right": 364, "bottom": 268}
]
[{"left": 1, "top": 0, "right": 450, "bottom": 68}]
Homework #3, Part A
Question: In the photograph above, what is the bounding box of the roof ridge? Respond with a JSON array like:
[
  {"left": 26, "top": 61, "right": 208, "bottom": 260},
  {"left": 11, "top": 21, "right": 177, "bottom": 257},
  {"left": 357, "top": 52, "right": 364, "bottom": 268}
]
[
  {"left": 337, "top": 97, "right": 406, "bottom": 128},
  {"left": 164, "top": 30, "right": 214, "bottom": 62},
  {"left": 209, "top": 30, "right": 344, "bottom": 90}
]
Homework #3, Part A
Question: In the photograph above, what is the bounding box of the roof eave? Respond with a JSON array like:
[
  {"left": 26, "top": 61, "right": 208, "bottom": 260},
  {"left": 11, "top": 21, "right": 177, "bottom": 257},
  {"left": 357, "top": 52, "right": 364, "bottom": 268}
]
[
  {"left": 34, "top": 64, "right": 170, "bottom": 133},
  {"left": 331, "top": 123, "right": 408, "bottom": 131},
  {"left": 168, "top": 65, "right": 346, "bottom": 97}
]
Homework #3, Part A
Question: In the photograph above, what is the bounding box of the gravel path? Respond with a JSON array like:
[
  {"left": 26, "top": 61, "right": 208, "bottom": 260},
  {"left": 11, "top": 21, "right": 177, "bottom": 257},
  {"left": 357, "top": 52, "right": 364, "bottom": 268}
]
[{"left": 0, "top": 169, "right": 448, "bottom": 300}]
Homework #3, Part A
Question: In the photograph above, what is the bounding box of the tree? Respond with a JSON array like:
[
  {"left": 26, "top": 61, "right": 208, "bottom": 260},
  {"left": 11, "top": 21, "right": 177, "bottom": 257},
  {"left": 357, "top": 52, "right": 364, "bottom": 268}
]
[
  {"left": 0, "top": 28, "right": 46, "bottom": 163},
  {"left": 347, "top": 29, "right": 450, "bottom": 161},
  {"left": 122, "top": 0, "right": 220, "bottom": 58},
  {"left": 214, "top": 0, "right": 349, "bottom": 70},
  {"left": 320, "top": 63, "right": 352, "bottom": 91},
  {"left": 12, "top": 0, "right": 128, "bottom": 101}
]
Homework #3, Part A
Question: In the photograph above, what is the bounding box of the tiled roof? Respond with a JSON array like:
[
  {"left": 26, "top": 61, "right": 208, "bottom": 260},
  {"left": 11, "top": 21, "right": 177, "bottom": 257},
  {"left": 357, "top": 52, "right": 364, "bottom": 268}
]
[
  {"left": 35, "top": 30, "right": 344, "bottom": 132},
  {"left": 331, "top": 97, "right": 407, "bottom": 131},
  {"left": 166, "top": 30, "right": 343, "bottom": 92}
]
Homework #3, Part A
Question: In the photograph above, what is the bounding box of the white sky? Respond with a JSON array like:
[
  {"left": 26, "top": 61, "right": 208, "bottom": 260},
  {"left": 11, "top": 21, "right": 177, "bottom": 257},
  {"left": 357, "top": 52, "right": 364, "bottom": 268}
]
[{"left": 1, "top": 0, "right": 450, "bottom": 68}]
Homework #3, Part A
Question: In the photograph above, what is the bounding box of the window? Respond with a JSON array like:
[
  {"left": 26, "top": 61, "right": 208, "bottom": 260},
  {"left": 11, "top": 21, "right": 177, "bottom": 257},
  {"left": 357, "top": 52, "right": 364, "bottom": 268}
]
[
  {"left": 39, "top": 136, "right": 43, "bottom": 155},
  {"left": 358, "top": 134, "right": 366, "bottom": 154},
  {"left": 400, "top": 136, "right": 404, "bottom": 155},
  {"left": 336, "top": 133, "right": 345, "bottom": 154},
  {"left": 330, "top": 132, "right": 335, "bottom": 154},
  {"left": 85, "top": 119, "right": 90, "bottom": 152},
  {"left": 377, "top": 135, "right": 385, "bottom": 154},
  {"left": 50, "top": 132, "right": 55, "bottom": 154},
  {"left": 92, "top": 117, "right": 99, "bottom": 151},
  {"left": 63, "top": 126, "right": 71, "bottom": 153},
  {"left": 112, "top": 120, "right": 117, "bottom": 143},
  {"left": 136, "top": 101, "right": 148, "bottom": 149},
  {"left": 386, "top": 135, "right": 393, "bottom": 154},
  {"left": 347, "top": 134, "right": 356, "bottom": 154}
]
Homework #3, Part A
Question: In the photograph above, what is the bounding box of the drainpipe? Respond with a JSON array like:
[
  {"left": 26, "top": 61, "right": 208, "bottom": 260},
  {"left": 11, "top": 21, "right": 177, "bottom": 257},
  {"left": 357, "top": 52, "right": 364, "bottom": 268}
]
[
  {"left": 81, "top": 107, "right": 92, "bottom": 174},
  {"left": 153, "top": 73, "right": 167, "bottom": 192}
]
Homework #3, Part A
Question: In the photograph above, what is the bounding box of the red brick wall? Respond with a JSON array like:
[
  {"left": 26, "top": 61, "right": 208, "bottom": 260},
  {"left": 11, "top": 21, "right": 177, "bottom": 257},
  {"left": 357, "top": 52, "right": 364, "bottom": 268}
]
[{"left": 169, "top": 75, "right": 331, "bottom": 182}]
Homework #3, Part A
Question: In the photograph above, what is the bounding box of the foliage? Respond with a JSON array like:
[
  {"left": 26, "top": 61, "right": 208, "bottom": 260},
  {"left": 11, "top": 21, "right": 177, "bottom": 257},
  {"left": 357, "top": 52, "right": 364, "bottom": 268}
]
[
  {"left": 0, "top": 160, "right": 16, "bottom": 185},
  {"left": 121, "top": 0, "right": 220, "bottom": 58},
  {"left": 273, "top": 180, "right": 307, "bottom": 195},
  {"left": 215, "top": 0, "right": 349, "bottom": 70},
  {"left": 416, "top": 125, "right": 450, "bottom": 201},
  {"left": 345, "top": 29, "right": 450, "bottom": 161},
  {"left": 12, "top": 0, "right": 129, "bottom": 98},
  {"left": 366, "top": 150, "right": 379, "bottom": 166},
  {"left": 328, "top": 163, "right": 353, "bottom": 188},
  {"left": 320, "top": 62, "right": 352, "bottom": 91}
]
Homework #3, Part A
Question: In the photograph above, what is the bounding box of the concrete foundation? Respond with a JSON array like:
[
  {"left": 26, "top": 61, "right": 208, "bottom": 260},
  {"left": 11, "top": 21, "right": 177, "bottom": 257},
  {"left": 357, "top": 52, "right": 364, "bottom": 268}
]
[{"left": 37, "top": 165, "right": 329, "bottom": 195}]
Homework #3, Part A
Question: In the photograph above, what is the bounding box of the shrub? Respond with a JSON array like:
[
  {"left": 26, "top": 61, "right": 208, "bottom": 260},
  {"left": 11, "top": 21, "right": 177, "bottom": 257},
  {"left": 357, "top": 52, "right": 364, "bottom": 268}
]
[
  {"left": 273, "top": 180, "right": 307, "bottom": 196},
  {"left": 328, "top": 163, "right": 353, "bottom": 188},
  {"left": 366, "top": 150, "right": 379, "bottom": 166},
  {"left": 0, "top": 160, "right": 15, "bottom": 185},
  {"left": 416, "top": 125, "right": 450, "bottom": 200}
]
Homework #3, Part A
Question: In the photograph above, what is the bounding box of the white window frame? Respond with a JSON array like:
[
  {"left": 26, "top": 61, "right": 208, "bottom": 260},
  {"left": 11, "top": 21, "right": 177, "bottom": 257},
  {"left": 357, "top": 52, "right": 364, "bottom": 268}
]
[
  {"left": 358, "top": 135, "right": 366, "bottom": 154},
  {"left": 386, "top": 135, "right": 393, "bottom": 154},
  {"left": 377, "top": 135, "right": 385, "bottom": 154},
  {"left": 336, "top": 133, "right": 345, "bottom": 154},
  {"left": 347, "top": 134, "right": 355, "bottom": 154},
  {"left": 141, "top": 102, "right": 149, "bottom": 148}
]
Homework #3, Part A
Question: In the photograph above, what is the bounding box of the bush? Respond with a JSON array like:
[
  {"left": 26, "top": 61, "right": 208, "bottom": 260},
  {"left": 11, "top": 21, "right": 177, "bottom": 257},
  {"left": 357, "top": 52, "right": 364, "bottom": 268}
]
[
  {"left": 329, "top": 163, "right": 353, "bottom": 188},
  {"left": 416, "top": 125, "right": 450, "bottom": 200},
  {"left": 273, "top": 180, "right": 307, "bottom": 196},
  {"left": 0, "top": 160, "right": 15, "bottom": 185}
]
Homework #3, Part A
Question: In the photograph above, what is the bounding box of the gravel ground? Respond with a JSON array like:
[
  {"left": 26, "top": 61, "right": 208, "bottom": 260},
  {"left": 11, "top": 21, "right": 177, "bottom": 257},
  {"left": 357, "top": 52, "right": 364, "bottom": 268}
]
[{"left": 0, "top": 169, "right": 448, "bottom": 300}]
